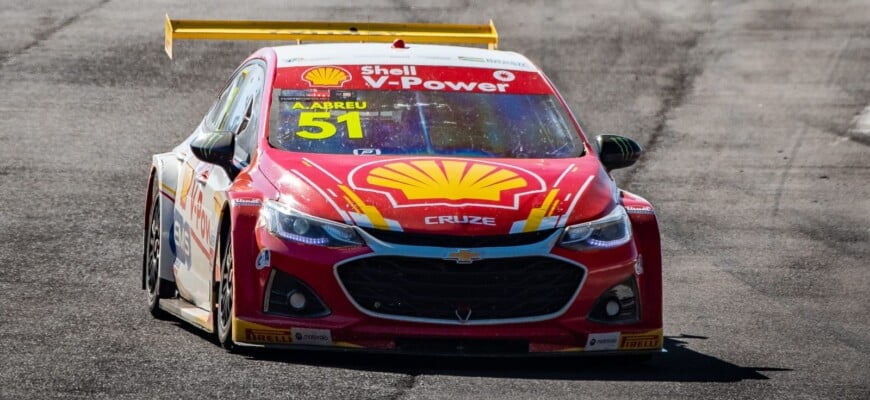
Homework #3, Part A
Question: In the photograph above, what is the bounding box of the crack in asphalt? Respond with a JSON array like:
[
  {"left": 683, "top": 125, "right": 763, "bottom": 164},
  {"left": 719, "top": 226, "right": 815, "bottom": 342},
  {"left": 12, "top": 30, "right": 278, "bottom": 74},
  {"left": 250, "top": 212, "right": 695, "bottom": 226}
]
[
  {"left": 0, "top": 0, "right": 111, "bottom": 69},
  {"left": 621, "top": 33, "right": 705, "bottom": 189}
]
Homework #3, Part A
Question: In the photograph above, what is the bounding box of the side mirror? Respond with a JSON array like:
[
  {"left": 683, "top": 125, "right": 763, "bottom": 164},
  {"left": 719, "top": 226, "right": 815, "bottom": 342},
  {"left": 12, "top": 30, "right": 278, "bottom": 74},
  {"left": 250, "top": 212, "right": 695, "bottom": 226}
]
[
  {"left": 190, "top": 130, "right": 238, "bottom": 177},
  {"left": 595, "top": 134, "right": 643, "bottom": 172}
]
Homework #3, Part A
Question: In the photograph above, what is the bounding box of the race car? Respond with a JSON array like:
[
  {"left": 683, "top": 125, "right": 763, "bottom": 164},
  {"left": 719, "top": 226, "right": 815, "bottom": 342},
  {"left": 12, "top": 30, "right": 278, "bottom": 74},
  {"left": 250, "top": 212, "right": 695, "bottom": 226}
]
[{"left": 143, "top": 16, "right": 663, "bottom": 356}]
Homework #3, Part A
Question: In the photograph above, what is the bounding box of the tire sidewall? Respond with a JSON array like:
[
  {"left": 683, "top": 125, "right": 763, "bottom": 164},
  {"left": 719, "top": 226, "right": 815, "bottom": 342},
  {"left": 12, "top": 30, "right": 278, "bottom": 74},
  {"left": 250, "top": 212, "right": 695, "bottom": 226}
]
[
  {"left": 216, "top": 232, "right": 234, "bottom": 349},
  {"left": 145, "top": 180, "right": 162, "bottom": 313}
]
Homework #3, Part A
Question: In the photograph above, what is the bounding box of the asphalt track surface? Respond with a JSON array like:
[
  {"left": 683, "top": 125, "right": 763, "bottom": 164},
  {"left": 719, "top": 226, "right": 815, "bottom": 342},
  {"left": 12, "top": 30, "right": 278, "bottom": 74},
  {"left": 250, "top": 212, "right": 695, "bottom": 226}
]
[{"left": 0, "top": 1, "right": 868, "bottom": 399}]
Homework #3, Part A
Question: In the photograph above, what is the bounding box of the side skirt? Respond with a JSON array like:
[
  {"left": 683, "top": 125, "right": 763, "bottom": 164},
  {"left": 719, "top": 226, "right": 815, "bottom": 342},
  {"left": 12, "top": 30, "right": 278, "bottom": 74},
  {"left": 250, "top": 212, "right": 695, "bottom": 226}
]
[{"left": 159, "top": 297, "right": 214, "bottom": 333}]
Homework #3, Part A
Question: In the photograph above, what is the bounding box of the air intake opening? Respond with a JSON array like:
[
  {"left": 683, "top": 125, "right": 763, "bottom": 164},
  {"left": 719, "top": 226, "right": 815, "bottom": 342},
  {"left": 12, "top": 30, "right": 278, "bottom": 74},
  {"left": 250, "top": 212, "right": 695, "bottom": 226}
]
[{"left": 265, "top": 269, "right": 330, "bottom": 318}]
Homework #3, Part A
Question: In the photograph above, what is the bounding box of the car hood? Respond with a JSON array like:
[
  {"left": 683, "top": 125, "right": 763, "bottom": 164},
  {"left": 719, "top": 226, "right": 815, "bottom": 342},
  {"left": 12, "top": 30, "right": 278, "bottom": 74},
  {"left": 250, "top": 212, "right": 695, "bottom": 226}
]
[{"left": 259, "top": 152, "right": 615, "bottom": 235}]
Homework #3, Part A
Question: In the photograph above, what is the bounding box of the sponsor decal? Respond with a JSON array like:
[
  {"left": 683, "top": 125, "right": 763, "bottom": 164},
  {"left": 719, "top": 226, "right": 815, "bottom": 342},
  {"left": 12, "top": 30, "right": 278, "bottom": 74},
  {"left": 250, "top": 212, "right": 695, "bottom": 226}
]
[
  {"left": 255, "top": 249, "right": 271, "bottom": 270},
  {"left": 360, "top": 65, "right": 418, "bottom": 76},
  {"left": 302, "top": 66, "right": 351, "bottom": 88},
  {"left": 493, "top": 70, "right": 515, "bottom": 82},
  {"left": 232, "top": 198, "right": 261, "bottom": 207},
  {"left": 458, "top": 56, "right": 530, "bottom": 68},
  {"left": 174, "top": 167, "right": 215, "bottom": 269},
  {"left": 444, "top": 249, "right": 481, "bottom": 264},
  {"left": 619, "top": 331, "right": 663, "bottom": 350},
  {"left": 425, "top": 215, "right": 496, "bottom": 226},
  {"left": 290, "top": 101, "right": 367, "bottom": 110},
  {"left": 585, "top": 332, "right": 620, "bottom": 351},
  {"left": 244, "top": 326, "right": 334, "bottom": 346},
  {"left": 610, "top": 136, "right": 638, "bottom": 158},
  {"left": 349, "top": 158, "right": 546, "bottom": 209},
  {"left": 457, "top": 56, "right": 486, "bottom": 63},
  {"left": 245, "top": 328, "right": 293, "bottom": 344},
  {"left": 353, "top": 148, "right": 382, "bottom": 156},
  {"left": 625, "top": 206, "right": 655, "bottom": 215},
  {"left": 290, "top": 328, "right": 333, "bottom": 346},
  {"left": 360, "top": 65, "right": 515, "bottom": 93}
]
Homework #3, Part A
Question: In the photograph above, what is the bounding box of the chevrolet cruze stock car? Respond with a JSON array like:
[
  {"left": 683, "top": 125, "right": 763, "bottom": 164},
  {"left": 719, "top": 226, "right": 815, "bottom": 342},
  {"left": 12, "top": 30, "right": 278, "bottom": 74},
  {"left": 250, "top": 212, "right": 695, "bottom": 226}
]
[{"left": 143, "top": 17, "right": 663, "bottom": 357}]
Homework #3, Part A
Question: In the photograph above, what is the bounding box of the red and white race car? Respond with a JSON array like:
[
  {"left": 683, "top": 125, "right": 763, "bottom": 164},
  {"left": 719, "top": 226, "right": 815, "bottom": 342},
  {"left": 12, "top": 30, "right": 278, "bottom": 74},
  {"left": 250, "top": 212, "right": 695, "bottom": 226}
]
[{"left": 143, "top": 17, "right": 663, "bottom": 356}]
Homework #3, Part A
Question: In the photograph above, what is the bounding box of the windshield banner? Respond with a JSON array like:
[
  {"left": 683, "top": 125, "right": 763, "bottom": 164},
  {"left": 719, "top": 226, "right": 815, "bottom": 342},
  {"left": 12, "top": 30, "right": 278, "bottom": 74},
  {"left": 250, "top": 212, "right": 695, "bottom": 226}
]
[{"left": 275, "top": 65, "right": 553, "bottom": 94}]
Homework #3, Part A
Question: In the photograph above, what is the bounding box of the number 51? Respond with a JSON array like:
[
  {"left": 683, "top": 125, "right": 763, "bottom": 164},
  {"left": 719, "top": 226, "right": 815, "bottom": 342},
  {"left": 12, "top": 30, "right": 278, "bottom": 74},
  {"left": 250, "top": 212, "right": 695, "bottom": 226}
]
[{"left": 295, "top": 112, "right": 363, "bottom": 140}]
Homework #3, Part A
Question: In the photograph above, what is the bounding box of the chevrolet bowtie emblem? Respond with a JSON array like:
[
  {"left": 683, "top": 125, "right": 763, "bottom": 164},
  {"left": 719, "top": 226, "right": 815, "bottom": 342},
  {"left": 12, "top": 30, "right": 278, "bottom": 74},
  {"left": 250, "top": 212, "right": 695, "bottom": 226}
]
[{"left": 445, "top": 249, "right": 481, "bottom": 264}]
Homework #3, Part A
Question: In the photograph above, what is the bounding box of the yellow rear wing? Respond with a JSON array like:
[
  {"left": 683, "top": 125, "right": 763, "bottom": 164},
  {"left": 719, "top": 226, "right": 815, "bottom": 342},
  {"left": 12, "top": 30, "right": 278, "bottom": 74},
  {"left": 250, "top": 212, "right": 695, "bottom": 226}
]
[{"left": 164, "top": 15, "right": 498, "bottom": 59}]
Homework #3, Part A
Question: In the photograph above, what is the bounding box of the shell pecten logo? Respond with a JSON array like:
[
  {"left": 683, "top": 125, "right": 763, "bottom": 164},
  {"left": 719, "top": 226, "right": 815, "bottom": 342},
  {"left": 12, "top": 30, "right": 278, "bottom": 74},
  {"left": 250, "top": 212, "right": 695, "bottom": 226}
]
[
  {"left": 349, "top": 158, "right": 546, "bottom": 209},
  {"left": 302, "top": 66, "right": 351, "bottom": 88}
]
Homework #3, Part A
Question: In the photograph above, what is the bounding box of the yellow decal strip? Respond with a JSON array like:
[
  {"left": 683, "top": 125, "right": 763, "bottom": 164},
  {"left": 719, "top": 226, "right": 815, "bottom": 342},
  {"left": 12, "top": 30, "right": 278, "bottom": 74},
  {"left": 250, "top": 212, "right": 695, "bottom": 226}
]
[
  {"left": 339, "top": 185, "right": 389, "bottom": 229},
  {"left": 343, "top": 196, "right": 362, "bottom": 214},
  {"left": 160, "top": 183, "right": 177, "bottom": 197},
  {"left": 546, "top": 199, "right": 560, "bottom": 216},
  {"left": 522, "top": 189, "right": 560, "bottom": 232},
  {"left": 556, "top": 347, "right": 584, "bottom": 352},
  {"left": 333, "top": 341, "right": 364, "bottom": 349}
]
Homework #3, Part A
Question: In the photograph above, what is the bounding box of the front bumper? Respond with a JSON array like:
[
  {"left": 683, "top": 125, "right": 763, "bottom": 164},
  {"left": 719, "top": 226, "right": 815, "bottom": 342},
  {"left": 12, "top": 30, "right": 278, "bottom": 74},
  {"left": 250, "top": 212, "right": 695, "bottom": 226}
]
[{"left": 229, "top": 226, "right": 663, "bottom": 356}]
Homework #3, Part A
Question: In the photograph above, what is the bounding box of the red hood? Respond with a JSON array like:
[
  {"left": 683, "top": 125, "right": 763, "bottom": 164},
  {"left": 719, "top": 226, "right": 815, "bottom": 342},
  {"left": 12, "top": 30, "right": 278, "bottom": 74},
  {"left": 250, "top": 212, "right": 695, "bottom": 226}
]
[{"left": 259, "top": 152, "right": 614, "bottom": 235}]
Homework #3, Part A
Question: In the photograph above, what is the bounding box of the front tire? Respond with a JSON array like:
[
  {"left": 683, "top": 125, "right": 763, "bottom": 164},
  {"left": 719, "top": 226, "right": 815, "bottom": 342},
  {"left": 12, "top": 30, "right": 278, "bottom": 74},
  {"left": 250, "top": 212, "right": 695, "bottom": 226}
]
[
  {"left": 216, "top": 232, "right": 236, "bottom": 351},
  {"left": 144, "top": 179, "right": 175, "bottom": 318}
]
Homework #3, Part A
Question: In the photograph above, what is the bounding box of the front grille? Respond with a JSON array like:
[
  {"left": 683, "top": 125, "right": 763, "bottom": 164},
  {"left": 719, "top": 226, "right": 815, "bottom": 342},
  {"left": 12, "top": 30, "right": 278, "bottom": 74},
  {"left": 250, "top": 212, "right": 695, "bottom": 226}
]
[
  {"left": 361, "top": 228, "right": 557, "bottom": 248},
  {"left": 336, "top": 256, "right": 584, "bottom": 323}
]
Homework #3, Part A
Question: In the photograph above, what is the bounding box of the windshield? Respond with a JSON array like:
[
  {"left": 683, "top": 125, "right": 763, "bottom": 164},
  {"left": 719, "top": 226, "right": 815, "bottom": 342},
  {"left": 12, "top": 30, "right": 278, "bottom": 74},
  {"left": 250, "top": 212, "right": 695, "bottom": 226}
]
[{"left": 268, "top": 89, "right": 584, "bottom": 158}]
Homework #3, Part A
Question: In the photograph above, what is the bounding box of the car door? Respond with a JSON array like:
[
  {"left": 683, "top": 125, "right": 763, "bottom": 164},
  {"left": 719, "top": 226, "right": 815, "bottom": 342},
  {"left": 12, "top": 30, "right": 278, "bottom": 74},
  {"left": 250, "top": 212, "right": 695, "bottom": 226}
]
[{"left": 174, "top": 61, "right": 266, "bottom": 309}]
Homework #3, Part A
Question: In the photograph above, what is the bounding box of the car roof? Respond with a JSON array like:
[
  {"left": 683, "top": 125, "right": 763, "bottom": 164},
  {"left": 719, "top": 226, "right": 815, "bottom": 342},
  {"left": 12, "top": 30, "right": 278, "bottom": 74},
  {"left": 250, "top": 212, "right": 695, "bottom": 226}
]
[{"left": 272, "top": 43, "right": 539, "bottom": 71}]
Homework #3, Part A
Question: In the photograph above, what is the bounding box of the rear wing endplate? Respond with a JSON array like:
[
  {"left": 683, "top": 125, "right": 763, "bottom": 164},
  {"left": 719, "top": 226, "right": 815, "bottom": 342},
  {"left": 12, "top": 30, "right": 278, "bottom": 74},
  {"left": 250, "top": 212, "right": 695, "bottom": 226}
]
[{"left": 164, "top": 15, "right": 498, "bottom": 58}]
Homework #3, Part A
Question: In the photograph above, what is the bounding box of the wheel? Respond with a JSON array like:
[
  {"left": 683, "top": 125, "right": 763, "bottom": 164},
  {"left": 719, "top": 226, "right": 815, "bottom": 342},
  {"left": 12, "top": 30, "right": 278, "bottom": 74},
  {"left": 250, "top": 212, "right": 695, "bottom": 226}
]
[
  {"left": 144, "top": 178, "right": 175, "bottom": 319},
  {"left": 215, "top": 231, "right": 236, "bottom": 351}
]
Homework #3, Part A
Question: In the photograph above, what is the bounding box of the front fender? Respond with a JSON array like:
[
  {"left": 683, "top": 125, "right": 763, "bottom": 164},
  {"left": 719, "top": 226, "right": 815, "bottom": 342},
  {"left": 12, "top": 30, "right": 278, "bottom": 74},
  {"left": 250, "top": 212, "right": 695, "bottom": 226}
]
[
  {"left": 622, "top": 190, "right": 663, "bottom": 327},
  {"left": 143, "top": 153, "right": 183, "bottom": 288},
  {"left": 224, "top": 185, "right": 267, "bottom": 314}
]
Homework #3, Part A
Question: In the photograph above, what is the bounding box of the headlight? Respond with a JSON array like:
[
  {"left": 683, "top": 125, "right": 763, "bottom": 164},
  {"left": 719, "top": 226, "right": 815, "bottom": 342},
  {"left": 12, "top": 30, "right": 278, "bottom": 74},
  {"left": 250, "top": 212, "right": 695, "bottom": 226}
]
[
  {"left": 262, "top": 200, "right": 364, "bottom": 247},
  {"left": 559, "top": 205, "right": 632, "bottom": 250}
]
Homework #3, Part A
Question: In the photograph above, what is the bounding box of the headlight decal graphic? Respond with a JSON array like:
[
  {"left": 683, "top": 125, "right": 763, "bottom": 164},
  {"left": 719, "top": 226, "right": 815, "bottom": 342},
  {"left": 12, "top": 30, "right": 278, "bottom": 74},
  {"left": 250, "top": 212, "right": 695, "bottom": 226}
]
[
  {"left": 510, "top": 188, "right": 560, "bottom": 233},
  {"left": 510, "top": 174, "right": 596, "bottom": 233},
  {"left": 338, "top": 184, "right": 392, "bottom": 230},
  {"left": 292, "top": 157, "right": 403, "bottom": 232},
  {"left": 289, "top": 168, "right": 353, "bottom": 224}
]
